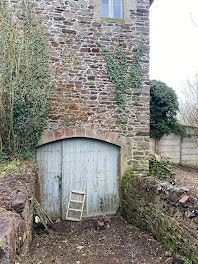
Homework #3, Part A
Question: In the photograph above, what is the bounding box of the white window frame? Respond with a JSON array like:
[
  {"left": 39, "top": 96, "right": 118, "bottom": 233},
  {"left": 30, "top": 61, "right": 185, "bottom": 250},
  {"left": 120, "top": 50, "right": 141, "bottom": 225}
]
[{"left": 101, "top": 0, "right": 123, "bottom": 19}]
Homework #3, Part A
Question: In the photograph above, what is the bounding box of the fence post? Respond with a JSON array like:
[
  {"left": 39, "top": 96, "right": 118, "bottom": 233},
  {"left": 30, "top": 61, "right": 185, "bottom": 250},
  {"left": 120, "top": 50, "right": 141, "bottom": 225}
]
[{"left": 179, "top": 135, "right": 182, "bottom": 165}]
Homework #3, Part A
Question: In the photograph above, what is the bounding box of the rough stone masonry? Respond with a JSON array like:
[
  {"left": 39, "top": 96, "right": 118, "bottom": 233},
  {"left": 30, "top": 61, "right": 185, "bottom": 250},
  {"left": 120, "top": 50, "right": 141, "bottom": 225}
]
[
  {"left": 35, "top": 0, "right": 150, "bottom": 176},
  {"left": 121, "top": 174, "right": 198, "bottom": 263},
  {"left": 9, "top": 0, "right": 150, "bottom": 175}
]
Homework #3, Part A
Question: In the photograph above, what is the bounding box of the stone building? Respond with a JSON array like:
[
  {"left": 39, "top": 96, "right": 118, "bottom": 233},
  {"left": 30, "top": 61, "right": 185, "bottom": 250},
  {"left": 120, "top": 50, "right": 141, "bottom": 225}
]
[{"left": 34, "top": 0, "right": 152, "bottom": 218}]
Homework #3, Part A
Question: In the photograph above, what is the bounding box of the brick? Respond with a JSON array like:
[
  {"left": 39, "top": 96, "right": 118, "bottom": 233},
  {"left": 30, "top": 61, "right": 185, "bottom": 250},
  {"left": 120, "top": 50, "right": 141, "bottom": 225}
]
[{"left": 179, "top": 195, "right": 190, "bottom": 205}]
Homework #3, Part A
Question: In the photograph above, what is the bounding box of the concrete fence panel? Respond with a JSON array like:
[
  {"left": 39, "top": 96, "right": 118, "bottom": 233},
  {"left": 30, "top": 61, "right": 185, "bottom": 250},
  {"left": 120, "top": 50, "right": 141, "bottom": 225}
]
[{"left": 150, "top": 132, "right": 198, "bottom": 168}]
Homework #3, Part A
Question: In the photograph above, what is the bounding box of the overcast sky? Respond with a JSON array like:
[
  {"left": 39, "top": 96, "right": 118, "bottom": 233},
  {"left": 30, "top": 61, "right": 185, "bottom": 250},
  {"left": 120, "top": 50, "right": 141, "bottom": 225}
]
[{"left": 150, "top": 0, "right": 198, "bottom": 102}]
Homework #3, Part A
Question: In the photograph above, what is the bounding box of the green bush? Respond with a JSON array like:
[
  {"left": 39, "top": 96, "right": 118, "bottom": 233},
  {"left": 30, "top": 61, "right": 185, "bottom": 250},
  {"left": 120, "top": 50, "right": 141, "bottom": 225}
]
[
  {"left": 149, "top": 153, "right": 175, "bottom": 182},
  {"left": 0, "top": 0, "right": 51, "bottom": 159},
  {"left": 150, "top": 80, "right": 186, "bottom": 138}
]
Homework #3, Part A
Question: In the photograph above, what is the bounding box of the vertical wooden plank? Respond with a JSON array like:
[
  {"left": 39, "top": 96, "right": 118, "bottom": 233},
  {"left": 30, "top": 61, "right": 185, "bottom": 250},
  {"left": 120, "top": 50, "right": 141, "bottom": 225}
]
[
  {"left": 37, "top": 138, "right": 120, "bottom": 220},
  {"left": 62, "top": 138, "right": 120, "bottom": 218},
  {"left": 36, "top": 141, "right": 62, "bottom": 219},
  {"left": 62, "top": 138, "right": 87, "bottom": 219}
]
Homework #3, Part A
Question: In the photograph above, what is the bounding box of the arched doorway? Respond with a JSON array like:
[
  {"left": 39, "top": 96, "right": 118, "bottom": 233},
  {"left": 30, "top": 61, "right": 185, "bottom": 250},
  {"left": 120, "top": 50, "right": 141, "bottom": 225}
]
[{"left": 36, "top": 138, "right": 120, "bottom": 219}]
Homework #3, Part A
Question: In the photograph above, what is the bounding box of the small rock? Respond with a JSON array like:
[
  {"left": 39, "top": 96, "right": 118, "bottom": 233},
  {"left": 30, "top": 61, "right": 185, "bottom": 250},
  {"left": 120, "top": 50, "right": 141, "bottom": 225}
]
[
  {"left": 167, "top": 185, "right": 174, "bottom": 191},
  {"left": 96, "top": 214, "right": 111, "bottom": 230},
  {"left": 157, "top": 185, "right": 162, "bottom": 191},
  {"left": 76, "top": 246, "right": 84, "bottom": 250},
  {"left": 11, "top": 188, "right": 27, "bottom": 213},
  {"left": 180, "top": 187, "right": 189, "bottom": 192},
  {"left": 172, "top": 258, "right": 184, "bottom": 264},
  {"left": 160, "top": 182, "right": 169, "bottom": 188},
  {"left": 165, "top": 250, "right": 173, "bottom": 257},
  {"left": 172, "top": 187, "right": 180, "bottom": 193},
  {"left": 185, "top": 209, "right": 196, "bottom": 218},
  {"left": 168, "top": 190, "right": 180, "bottom": 203},
  {"left": 189, "top": 196, "right": 197, "bottom": 204}
]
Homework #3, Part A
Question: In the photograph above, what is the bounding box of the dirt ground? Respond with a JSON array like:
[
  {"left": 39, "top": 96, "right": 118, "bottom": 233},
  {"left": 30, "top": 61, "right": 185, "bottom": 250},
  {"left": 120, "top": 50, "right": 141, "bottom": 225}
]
[
  {"left": 1, "top": 161, "right": 196, "bottom": 264},
  {"left": 17, "top": 163, "right": 197, "bottom": 264},
  {"left": 172, "top": 163, "right": 198, "bottom": 196},
  {"left": 18, "top": 216, "right": 181, "bottom": 264}
]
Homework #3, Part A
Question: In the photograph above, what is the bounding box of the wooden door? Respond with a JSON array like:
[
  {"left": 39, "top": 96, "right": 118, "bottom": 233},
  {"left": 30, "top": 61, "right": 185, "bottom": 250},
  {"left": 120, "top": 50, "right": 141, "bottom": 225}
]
[{"left": 36, "top": 138, "right": 120, "bottom": 219}]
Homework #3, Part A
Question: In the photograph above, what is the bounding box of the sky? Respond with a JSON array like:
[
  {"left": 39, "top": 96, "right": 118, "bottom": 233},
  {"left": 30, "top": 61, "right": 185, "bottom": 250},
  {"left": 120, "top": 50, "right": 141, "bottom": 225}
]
[{"left": 150, "top": 0, "right": 198, "bottom": 102}]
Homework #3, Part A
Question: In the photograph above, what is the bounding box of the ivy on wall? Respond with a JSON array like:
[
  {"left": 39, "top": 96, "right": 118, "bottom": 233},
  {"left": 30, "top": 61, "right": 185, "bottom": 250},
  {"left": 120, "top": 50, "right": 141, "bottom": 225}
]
[
  {"left": 103, "top": 41, "right": 144, "bottom": 120},
  {"left": 0, "top": 0, "right": 51, "bottom": 159},
  {"left": 102, "top": 46, "right": 129, "bottom": 107},
  {"left": 131, "top": 42, "right": 143, "bottom": 93}
]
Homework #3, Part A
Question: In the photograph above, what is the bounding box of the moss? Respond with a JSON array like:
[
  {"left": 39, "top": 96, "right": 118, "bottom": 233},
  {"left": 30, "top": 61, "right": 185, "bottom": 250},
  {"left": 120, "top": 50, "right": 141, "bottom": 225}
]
[
  {"left": 149, "top": 153, "right": 175, "bottom": 183},
  {"left": 101, "top": 17, "right": 124, "bottom": 24},
  {"left": 145, "top": 189, "right": 157, "bottom": 203},
  {"left": 121, "top": 170, "right": 136, "bottom": 188},
  {"left": 190, "top": 253, "right": 198, "bottom": 264},
  {"left": 162, "top": 238, "right": 177, "bottom": 252},
  {"left": 120, "top": 172, "right": 198, "bottom": 263}
]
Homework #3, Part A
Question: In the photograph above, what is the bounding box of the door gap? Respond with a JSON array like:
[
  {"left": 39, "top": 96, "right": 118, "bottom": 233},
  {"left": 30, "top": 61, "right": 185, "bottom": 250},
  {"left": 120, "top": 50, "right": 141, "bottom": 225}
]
[{"left": 60, "top": 141, "right": 63, "bottom": 220}]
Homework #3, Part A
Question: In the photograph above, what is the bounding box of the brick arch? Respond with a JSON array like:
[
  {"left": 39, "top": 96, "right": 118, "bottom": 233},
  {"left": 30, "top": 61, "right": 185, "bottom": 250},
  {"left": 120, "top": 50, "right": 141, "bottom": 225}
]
[{"left": 37, "top": 126, "right": 126, "bottom": 147}]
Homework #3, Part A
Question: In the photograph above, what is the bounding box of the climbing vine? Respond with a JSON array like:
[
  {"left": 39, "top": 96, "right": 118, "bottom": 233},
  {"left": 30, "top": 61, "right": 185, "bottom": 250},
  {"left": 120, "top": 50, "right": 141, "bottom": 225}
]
[
  {"left": 131, "top": 41, "right": 143, "bottom": 94},
  {"left": 0, "top": 0, "right": 51, "bottom": 159},
  {"left": 102, "top": 46, "right": 129, "bottom": 107},
  {"left": 103, "top": 40, "right": 144, "bottom": 112}
]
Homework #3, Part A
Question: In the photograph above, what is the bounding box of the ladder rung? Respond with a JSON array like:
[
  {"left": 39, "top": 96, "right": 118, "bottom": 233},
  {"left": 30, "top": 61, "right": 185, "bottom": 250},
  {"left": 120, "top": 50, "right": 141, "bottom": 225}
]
[
  {"left": 68, "top": 208, "right": 82, "bottom": 212},
  {"left": 70, "top": 199, "right": 83, "bottom": 203},
  {"left": 71, "top": 190, "right": 86, "bottom": 195},
  {"left": 66, "top": 190, "right": 86, "bottom": 221},
  {"left": 66, "top": 217, "right": 81, "bottom": 222}
]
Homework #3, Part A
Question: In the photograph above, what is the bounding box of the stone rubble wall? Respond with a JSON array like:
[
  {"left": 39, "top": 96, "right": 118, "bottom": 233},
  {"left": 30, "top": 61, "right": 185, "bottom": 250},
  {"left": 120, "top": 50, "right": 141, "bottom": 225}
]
[
  {"left": 0, "top": 169, "right": 34, "bottom": 264},
  {"left": 121, "top": 174, "right": 198, "bottom": 263}
]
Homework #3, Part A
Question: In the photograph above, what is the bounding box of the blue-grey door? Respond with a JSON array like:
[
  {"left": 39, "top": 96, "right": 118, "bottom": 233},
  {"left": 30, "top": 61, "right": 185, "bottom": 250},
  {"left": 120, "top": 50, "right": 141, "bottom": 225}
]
[
  {"left": 36, "top": 141, "right": 62, "bottom": 219},
  {"left": 36, "top": 138, "right": 120, "bottom": 219}
]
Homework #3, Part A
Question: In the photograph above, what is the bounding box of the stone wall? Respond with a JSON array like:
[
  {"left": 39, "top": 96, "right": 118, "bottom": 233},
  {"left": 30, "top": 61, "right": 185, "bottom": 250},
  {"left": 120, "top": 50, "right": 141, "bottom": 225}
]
[
  {"left": 150, "top": 132, "right": 198, "bottom": 167},
  {"left": 40, "top": 0, "right": 150, "bottom": 175},
  {"left": 0, "top": 164, "right": 34, "bottom": 264},
  {"left": 7, "top": 0, "right": 150, "bottom": 175},
  {"left": 121, "top": 173, "right": 198, "bottom": 263}
]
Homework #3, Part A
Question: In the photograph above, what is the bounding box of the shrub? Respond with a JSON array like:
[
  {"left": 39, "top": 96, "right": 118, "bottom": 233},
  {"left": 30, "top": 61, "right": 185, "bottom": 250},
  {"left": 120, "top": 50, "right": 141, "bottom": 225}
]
[
  {"left": 149, "top": 153, "right": 175, "bottom": 182},
  {"left": 0, "top": 0, "right": 51, "bottom": 159},
  {"left": 150, "top": 80, "right": 186, "bottom": 138}
]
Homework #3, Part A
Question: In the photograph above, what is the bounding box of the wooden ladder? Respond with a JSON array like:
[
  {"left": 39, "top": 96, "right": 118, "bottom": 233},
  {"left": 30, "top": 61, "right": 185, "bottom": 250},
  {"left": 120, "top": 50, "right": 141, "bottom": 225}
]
[
  {"left": 66, "top": 190, "right": 86, "bottom": 221},
  {"left": 33, "top": 197, "right": 53, "bottom": 233}
]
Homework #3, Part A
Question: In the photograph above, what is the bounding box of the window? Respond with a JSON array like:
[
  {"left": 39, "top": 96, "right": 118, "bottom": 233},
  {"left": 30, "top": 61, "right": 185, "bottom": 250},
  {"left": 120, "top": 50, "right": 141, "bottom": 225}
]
[{"left": 101, "top": 0, "right": 122, "bottom": 19}]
